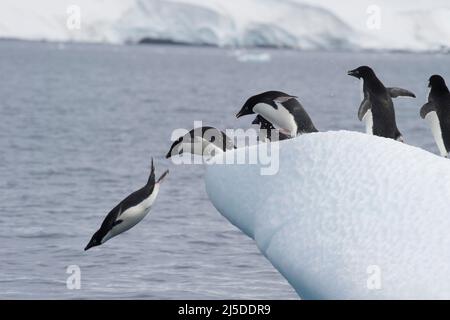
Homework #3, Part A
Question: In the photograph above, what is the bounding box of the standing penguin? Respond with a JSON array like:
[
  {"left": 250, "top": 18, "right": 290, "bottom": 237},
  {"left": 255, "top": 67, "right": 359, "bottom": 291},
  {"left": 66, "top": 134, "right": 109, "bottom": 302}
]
[
  {"left": 420, "top": 75, "right": 450, "bottom": 157},
  {"left": 236, "top": 91, "right": 318, "bottom": 138},
  {"left": 85, "top": 158, "right": 168, "bottom": 250},
  {"left": 348, "top": 66, "right": 415, "bottom": 141}
]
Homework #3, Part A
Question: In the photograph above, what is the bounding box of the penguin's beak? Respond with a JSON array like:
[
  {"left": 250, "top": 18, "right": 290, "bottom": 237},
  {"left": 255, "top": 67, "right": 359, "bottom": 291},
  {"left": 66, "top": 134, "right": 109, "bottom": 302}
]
[
  {"left": 347, "top": 69, "right": 360, "bottom": 79},
  {"left": 236, "top": 106, "right": 251, "bottom": 118}
]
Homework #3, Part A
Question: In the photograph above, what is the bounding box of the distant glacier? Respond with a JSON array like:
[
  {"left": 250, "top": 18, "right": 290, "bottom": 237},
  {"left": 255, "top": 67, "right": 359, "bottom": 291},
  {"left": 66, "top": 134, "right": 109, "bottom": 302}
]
[{"left": 0, "top": 0, "right": 449, "bottom": 52}]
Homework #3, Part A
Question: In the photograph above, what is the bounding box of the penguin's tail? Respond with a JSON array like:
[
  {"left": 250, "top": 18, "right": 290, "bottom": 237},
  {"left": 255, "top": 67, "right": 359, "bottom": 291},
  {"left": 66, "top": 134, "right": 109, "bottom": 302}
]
[{"left": 157, "top": 170, "right": 169, "bottom": 184}]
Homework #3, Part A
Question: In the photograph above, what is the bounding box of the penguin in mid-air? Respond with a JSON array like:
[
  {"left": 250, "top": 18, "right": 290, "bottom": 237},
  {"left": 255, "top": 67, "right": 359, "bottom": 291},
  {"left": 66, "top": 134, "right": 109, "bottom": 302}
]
[
  {"left": 252, "top": 115, "right": 290, "bottom": 141},
  {"left": 420, "top": 75, "right": 450, "bottom": 157},
  {"left": 85, "top": 158, "right": 168, "bottom": 251},
  {"left": 166, "top": 126, "right": 236, "bottom": 159},
  {"left": 348, "top": 66, "right": 415, "bottom": 141},
  {"left": 236, "top": 91, "right": 318, "bottom": 138}
]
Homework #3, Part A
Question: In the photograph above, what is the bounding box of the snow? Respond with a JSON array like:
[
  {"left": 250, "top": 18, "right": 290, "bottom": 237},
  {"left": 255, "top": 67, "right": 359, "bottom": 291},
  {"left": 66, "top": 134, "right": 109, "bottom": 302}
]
[
  {"left": 205, "top": 131, "right": 450, "bottom": 299},
  {"left": 1, "top": 0, "right": 449, "bottom": 51}
]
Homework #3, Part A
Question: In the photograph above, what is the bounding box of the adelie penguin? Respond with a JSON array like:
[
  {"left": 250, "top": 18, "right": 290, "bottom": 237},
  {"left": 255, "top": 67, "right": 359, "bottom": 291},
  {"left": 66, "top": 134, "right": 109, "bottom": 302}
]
[
  {"left": 166, "top": 126, "right": 235, "bottom": 159},
  {"left": 236, "top": 91, "right": 318, "bottom": 138},
  {"left": 85, "top": 158, "right": 168, "bottom": 251},
  {"left": 348, "top": 66, "right": 415, "bottom": 141},
  {"left": 420, "top": 75, "right": 450, "bottom": 158}
]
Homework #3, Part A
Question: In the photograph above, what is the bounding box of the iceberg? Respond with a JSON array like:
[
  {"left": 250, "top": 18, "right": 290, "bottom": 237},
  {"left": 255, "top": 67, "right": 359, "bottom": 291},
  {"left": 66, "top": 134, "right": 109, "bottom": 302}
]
[{"left": 205, "top": 131, "right": 450, "bottom": 299}]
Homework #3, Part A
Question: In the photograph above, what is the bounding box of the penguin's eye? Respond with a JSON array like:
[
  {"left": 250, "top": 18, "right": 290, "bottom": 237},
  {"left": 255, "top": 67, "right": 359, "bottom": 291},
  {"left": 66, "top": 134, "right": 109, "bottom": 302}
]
[{"left": 210, "top": 136, "right": 215, "bottom": 142}]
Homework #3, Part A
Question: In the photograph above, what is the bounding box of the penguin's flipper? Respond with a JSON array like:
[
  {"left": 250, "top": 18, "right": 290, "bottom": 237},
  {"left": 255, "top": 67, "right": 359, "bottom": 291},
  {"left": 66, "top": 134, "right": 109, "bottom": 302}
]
[
  {"left": 388, "top": 87, "right": 416, "bottom": 98},
  {"left": 112, "top": 220, "right": 123, "bottom": 227},
  {"left": 357, "top": 98, "right": 371, "bottom": 121},
  {"left": 420, "top": 102, "right": 436, "bottom": 119},
  {"left": 157, "top": 170, "right": 169, "bottom": 184}
]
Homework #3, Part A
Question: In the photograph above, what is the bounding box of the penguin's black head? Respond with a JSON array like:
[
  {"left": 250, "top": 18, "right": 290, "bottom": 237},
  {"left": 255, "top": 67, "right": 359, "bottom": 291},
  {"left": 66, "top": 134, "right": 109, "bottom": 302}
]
[
  {"left": 347, "top": 66, "right": 375, "bottom": 79},
  {"left": 236, "top": 95, "right": 260, "bottom": 118},
  {"left": 165, "top": 136, "right": 183, "bottom": 159},
  {"left": 428, "top": 75, "right": 446, "bottom": 89},
  {"left": 236, "top": 91, "right": 296, "bottom": 118},
  {"left": 85, "top": 231, "right": 102, "bottom": 251}
]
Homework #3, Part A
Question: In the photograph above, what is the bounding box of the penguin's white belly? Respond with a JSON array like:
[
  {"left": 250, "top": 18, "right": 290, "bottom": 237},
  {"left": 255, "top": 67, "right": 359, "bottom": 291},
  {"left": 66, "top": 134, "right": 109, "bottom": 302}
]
[
  {"left": 104, "top": 185, "right": 160, "bottom": 242},
  {"left": 254, "top": 103, "right": 297, "bottom": 137},
  {"left": 362, "top": 109, "right": 373, "bottom": 135},
  {"left": 425, "top": 111, "right": 448, "bottom": 157}
]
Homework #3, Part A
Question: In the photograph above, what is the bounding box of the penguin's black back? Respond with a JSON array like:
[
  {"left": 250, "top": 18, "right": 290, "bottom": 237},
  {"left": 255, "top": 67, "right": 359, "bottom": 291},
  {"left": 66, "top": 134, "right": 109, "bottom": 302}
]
[
  {"left": 363, "top": 73, "right": 400, "bottom": 139},
  {"left": 166, "top": 126, "right": 235, "bottom": 158},
  {"left": 281, "top": 98, "right": 318, "bottom": 134}
]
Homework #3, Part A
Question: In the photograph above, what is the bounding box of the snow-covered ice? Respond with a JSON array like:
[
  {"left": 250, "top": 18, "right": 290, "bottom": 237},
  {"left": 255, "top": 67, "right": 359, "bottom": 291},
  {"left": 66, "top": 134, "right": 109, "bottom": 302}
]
[
  {"left": 1, "top": 0, "right": 449, "bottom": 51},
  {"left": 205, "top": 131, "right": 450, "bottom": 299}
]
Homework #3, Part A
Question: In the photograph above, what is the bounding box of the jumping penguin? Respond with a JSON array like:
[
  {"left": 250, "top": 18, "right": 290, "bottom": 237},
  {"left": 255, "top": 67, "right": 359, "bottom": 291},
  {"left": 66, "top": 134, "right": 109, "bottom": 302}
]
[
  {"left": 165, "top": 126, "right": 235, "bottom": 159},
  {"left": 348, "top": 66, "right": 415, "bottom": 141},
  {"left": 420, "top": 75, "right": 450, "bottom": 157},
  {"left": 85, "top": 158, "right": 168, "bottom": 251},
  {"left": 236, "top": 91, "right": 318, "bottom": 138}
]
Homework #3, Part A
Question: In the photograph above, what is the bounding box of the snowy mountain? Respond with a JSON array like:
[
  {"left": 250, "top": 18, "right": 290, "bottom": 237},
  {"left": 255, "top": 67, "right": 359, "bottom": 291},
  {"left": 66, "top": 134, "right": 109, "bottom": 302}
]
[
  {"left": 205, "top": 131, "right": 450, "bottom": 299},
  {"left": 0, "top": 0, "right": 449, "bottom": 51}
]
